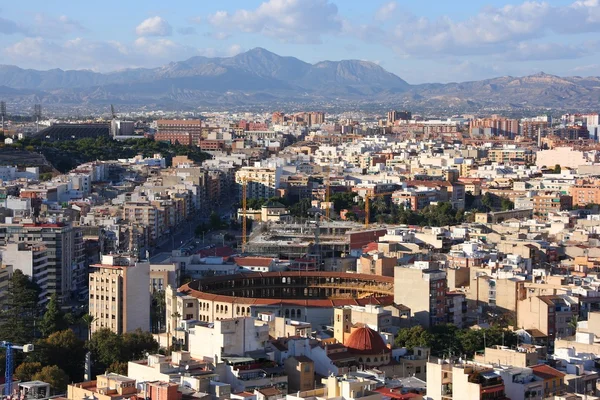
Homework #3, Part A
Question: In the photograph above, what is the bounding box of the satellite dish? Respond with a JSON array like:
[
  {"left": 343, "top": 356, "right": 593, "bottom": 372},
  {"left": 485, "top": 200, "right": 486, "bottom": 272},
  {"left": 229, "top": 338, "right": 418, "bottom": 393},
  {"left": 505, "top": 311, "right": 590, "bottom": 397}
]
[{"left": 185, "top": 365, "right": 190, "bottom": 371}]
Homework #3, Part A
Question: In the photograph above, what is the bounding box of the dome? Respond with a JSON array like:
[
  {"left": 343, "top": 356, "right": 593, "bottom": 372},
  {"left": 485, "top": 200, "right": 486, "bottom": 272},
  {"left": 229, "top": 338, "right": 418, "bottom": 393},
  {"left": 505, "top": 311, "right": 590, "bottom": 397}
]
[{"left": 344, "top": 326, "right": 390, "bottom": 355}]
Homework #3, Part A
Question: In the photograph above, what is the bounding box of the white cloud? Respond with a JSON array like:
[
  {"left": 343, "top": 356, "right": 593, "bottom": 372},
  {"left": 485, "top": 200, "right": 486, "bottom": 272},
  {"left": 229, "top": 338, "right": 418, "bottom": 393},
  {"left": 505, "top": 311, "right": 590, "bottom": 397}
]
[
  {"left": 361, "top": 0, "right": 600, "bottom": 58},
  {"left": 208, "top": 0, "right": 342, "bottom": 44},
  {"left": 197, "top": 44, "right": 245, "bottom": 58},
  {"left": 0, "top": 17, "right": 26, "bottom": 35},
  {"left": 204, "top": 31, "right": 231, "bottom": 40},
  {"left": 375, "top": 2, "right": 397, "bottom": 21},
  {"left": 4, "top": 36, "right": 197, "bottom": 71},
  {"left": 135, "top": 16, "right": 172, "bottom": 37},
  {"left": 30, "top": 14, "right": 86, "bottom": 37}
]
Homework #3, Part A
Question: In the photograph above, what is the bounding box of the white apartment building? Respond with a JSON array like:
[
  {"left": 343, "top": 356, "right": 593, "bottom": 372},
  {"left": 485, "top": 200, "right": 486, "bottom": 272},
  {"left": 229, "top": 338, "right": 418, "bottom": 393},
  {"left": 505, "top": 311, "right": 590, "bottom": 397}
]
[
  {"left": 235, "top": 166, "right": 282, "bottom": 200},
  {"left": 89, "top": 254, "right": 151, "bottom": 334}
]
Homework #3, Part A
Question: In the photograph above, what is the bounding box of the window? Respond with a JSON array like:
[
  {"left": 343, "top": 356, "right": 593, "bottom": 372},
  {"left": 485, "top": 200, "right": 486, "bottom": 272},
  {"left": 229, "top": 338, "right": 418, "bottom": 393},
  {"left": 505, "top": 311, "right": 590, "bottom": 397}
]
[{"left": 416, "top": 367, "right": 421, "bottom": 374}]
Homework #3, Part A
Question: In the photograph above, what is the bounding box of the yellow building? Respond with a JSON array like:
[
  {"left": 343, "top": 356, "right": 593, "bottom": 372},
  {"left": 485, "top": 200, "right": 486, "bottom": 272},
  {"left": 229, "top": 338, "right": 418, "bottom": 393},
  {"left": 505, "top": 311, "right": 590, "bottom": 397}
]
[{"left": 89, "top": 254, "right": 151, "bottom": 334}]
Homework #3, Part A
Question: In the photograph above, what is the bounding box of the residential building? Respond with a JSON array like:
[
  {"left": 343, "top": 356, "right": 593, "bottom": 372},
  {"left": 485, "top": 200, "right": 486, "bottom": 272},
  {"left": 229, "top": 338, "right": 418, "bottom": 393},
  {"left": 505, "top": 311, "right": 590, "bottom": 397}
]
[
  {"left": 284, "top": 356, "right": 314, "bottom": 392},
  {"left": 426, "top": 359, "right": 507, "bottom": 400},
  {"left": 394, "top": 265, "right": 447, "bottom": 327},
  {"left": 517, "top": 295, "right": 578, "bottom": 344},
  {"left": 89, "top": 254, "right": 151, "bottom": 334},
  {"left": 156, "top": 119, "right": 202, "bottom": 146},
  {"left": 0, "top": 221, "right": 85, "bottom": 302},
  {"left": 530, "top": 364, "right": 566, "bottom": 398},
  {"left": 235, "top": 166, "right": 282, "bottom": 200},
  {"left": 286, "top": 375, "right": 381, "bottom": 400}
]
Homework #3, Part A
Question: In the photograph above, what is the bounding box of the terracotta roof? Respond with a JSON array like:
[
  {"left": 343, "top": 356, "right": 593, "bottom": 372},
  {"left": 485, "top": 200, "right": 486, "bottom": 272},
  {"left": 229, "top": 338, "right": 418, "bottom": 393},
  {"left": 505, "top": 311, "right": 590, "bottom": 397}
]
[
  {"left": 375, "top": 388, "right": 422, "bottom": 399},
  {"left": 362, "top": 242, "right": 379, "bottom": 253},
  {"left": 344, "top": 326, "right": 391, "bottom": 355},
  {"left": 531, "top": 364, "right": 566, "bottom": 380},
  {"left": 233, "top": 257, "right": 274, "bottom": 267},
  {"left": 257, "top": 387, "right": 281, "bottom": 397}
]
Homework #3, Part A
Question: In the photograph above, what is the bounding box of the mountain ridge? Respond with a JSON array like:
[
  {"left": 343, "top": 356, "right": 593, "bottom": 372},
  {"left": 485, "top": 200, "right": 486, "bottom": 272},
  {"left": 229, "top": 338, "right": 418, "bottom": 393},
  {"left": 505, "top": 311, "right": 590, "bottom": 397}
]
[{"left": 0, "top": 47, "right": 599, "bottom": 111}]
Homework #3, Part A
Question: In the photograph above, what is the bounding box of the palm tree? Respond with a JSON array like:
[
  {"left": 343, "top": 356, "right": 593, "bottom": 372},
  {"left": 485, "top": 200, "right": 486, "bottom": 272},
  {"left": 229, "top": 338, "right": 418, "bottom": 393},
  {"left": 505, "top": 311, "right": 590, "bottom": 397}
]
[
  {"left": 168, "top": 312, "right": 181, "bottom": 353},
  {"left": 81, "top": 314, "right": 95, "bottom": 341}
]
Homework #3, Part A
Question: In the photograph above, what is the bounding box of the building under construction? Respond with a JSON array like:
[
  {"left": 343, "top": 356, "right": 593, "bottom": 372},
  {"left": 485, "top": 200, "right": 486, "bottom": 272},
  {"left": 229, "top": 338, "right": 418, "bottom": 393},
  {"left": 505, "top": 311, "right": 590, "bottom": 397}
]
[{"left": 245, "top": 220, "right": 388, "bottom": 262}]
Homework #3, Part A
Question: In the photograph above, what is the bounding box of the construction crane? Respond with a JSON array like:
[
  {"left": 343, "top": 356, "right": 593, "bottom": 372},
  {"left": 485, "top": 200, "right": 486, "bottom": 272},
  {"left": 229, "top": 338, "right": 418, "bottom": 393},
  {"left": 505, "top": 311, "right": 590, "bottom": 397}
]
[
  {"left": 0, "top": 341, "right": 34, "bottom": 396},
  {"left": 364, "top": 191, "right": 397, "bottom": 229},
  {"left": 241, "top": 178, "right": 247, "bottom": 253}
]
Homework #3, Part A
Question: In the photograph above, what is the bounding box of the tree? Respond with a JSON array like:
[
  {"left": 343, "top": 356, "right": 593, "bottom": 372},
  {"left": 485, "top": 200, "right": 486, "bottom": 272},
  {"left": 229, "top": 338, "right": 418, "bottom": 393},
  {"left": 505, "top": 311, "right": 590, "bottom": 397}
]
[
  {"left": 553, "top": 164, "right": 562, "bottom": 174},
  {"left": 81, "top": 314, "right": 94, "bottom": 341},
  {"left": 107, "top": 361, "right": 128, "bottom": 375},
  {"left": 500, "top": 197, "right": 514, "bottom": 211},
  {"left": 122, "top": 329, "right": 159, "bottom": 361},
  {"left": 568, "top": 316, "right": 579, "bottom": 333},
  {"left": 39, "top": 294, "right": 66, "bottom": 337},
  {"left": 289, "top": 198, "right": 312, "bottom": 217},
  {"left": 0, "top": 269, "right": 41, "bottom": 343},
  {"left": 30, "top": 329, "right": 86, "bottom": 382},
  {"left": 14, "top": 362, "right": 42, "bottom": 382},
  {"left": 32, "top": 365, "right": 69, "bottom": 394},
  {"left": 481, "top": 192, "right": 494, "bottom": 211},
  {"left": 151, "top": 291, "right": 166, "bottom": 333},
  {"left": 331, "top": 192, "right": 356, "bottom": 213},
  {"left": 395, "top": 326, "right": 433, "bottom": 349},
  {"left": 88, "top": 328, "right": 123, "bottom": 374}
]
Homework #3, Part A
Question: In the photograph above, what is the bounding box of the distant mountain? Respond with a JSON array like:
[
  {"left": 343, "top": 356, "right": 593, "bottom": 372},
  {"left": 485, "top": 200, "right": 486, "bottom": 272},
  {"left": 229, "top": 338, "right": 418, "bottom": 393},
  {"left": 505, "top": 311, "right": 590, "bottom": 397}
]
[{"left": 0, "top": 49, "right": 599, "bottom": 112}]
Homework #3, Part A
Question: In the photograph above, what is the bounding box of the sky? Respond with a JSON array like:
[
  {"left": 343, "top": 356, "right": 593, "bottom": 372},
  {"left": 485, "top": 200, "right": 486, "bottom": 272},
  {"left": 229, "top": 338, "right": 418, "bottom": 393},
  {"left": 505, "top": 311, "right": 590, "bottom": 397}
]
[{"left": 1, "top": 0, "right": 600, "bottom": 83}]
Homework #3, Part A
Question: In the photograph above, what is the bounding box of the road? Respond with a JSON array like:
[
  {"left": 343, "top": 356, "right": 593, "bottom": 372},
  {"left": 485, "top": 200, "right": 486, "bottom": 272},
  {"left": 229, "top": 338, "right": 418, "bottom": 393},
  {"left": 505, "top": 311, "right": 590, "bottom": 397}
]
[{"left": 152, "top": 195, "right": 237, "bottom": 255}]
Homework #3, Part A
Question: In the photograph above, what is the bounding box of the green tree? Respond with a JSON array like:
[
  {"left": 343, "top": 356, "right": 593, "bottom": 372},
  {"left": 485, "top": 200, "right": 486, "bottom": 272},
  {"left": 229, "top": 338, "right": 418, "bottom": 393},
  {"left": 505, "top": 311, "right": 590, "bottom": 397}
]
[
  {"left": 14, "top": 362, "right": 42, "bottom": 382},
  {"left": 122, "top": 329, "right": 159, "bottom": 361},
  {"left": 81, "top": 314, "right": 94, "bottom": 341},
  {"left": 553, "top": 164, "right": 562, "bottom": 174},
  {"left": 289, "top": 198, "right": 312, "bottom": 217},
  {"left": 430, "top": 324, "right": 464, "bottom": 357},
  {"left": 39, "top": 294, "right": 66, "bottom": 337},
  {"left": 568, "top": 316, "right": 579, "bottom": 333},
  {"left": 32, "top": 365, "right": 69, "bottom": 394},
  {"left": 151, "top": 290, "right": 166, "bottom": 333},
  {"left": 500, "top": 197, "right": 514, "bottom": 211},
  {"left": 481, "top": 192, "right": 494, "bottom": 211},
  {"left": 395, "top": 326, "right": 433, "bottom": 349},
  {"left": 0, "top": 269, "right": 41, "bottom": 343},
  {"left": 88, "top": 328, "right": 123, "bottom": 374},
  {"left": 107, "top": 361, "right": 128, "bottom": 375},
  {"left": 30, "top": 329, "right": 86, "bottom": 382},
  {"left": 330, "top": 192, "right": 356, "bottom": 213}
]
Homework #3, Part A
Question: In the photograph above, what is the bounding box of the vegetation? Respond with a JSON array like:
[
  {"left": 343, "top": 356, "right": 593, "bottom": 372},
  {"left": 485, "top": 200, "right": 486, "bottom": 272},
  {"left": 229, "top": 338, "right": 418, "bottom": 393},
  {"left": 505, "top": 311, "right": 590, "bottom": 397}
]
[
  {"left": 32, "top": 365, "right": 70, "bottom": 393},
  {"left": 39, "top": 294, "right": 67, "bottom": 337},
  {"left": 88, "top": 328, "right": 159, "bottom": 376},
  {"left": 395, "top": 324, "right": 518, "bottom": 358},
  {"left": 0, "top": 270, "right": 41, "bottom": 343},
  {"left": 17, "top": 136, "right": 211, "bottom": 173}
]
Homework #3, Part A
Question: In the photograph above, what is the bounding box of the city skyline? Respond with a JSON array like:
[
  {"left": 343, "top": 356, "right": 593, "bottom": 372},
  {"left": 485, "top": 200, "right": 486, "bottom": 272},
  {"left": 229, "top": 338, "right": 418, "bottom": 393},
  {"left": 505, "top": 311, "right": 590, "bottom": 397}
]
[{"left": 1, "top": 0, "right": 600, "bottom": 83}]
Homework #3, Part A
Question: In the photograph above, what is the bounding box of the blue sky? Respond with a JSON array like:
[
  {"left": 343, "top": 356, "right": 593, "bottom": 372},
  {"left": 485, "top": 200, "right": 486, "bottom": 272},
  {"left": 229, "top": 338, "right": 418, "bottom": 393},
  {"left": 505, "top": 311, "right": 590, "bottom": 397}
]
[{"left": 1, "top": 0, "right": 600, "bottom": 83}]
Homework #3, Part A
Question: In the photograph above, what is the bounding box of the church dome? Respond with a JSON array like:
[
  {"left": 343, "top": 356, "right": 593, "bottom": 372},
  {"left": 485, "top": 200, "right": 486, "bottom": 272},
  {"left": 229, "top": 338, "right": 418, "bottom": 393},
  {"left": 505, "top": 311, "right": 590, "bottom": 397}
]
[{"left": 344, "top": 326, "right": 390, "bottom": 355}]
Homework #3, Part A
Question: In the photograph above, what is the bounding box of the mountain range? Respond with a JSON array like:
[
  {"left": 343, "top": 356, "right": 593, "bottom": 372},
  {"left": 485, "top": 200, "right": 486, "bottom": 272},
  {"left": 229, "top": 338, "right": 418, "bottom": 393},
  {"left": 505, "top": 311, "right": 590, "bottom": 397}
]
[{"left": 1, "top": 47, "right": 599, "bottom": 112}]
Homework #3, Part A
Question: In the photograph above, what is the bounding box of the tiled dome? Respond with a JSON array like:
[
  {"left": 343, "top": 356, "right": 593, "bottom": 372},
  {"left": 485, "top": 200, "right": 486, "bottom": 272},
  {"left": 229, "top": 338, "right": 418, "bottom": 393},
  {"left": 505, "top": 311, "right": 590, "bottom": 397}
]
[{"left": 344, "top": 326, "right": 390, "bottom": 355}]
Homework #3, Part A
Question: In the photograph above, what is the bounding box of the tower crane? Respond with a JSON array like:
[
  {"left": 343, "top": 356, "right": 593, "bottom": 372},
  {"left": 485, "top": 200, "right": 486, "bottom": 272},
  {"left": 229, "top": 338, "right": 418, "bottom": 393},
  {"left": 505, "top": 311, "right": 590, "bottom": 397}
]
[
  {"left": 0, "top": 341, "right": 34, "bottom": 396},
  {"left": 364, "top": 191, "right": 397, "bottom": 229},
  {"left": 241, "top": 178, "right": 247, "bottom": 253}
]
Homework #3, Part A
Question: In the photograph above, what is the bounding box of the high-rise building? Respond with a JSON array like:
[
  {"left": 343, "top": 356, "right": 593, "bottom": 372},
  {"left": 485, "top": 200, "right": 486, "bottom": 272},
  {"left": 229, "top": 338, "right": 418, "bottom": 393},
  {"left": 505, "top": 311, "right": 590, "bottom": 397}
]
[
  {"left": 470, "top": 115, "right": 519, "bottom": 137},
  {"left": 0, "top": 221, "right": 85, "bottom": 302},
  {"left": 89, "top": 254, "right": 150, "bottom": 334},
  {"left": 235, "top": 166, "right": 282, "bottom": 200},
  {"left": 156, "top": 120, "right": 202, "bottom": 146},
  {"left": 394, "top": 263, "right": 447, "bottom": 327}
]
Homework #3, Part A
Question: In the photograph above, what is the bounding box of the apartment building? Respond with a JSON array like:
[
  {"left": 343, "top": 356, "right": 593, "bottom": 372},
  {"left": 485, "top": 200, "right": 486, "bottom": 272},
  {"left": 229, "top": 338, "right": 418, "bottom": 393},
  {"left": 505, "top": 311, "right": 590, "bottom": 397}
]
[
  {"left": 89, "top": 254, "right": 151, "bottom": 334},
  {"left": 394, "top": 265, "right": 447, "bottom": 328},
  {"left": 156, "top": 119, "right": 202, "bottom": 146},
  {"left": 357, "top": 252, "right": 396, "bottom": 277},
  {"left": 426, "top": 359, "right": 507, "bottom": 400},
  {"left": 517, "top": 295, "right": 578, "bottom": 343},
  {"left": 532, "top": 192, "right": 572, "bottom": 216},
  {"left": 235, "top": 166, "right": 282, "bottom": 200},
  {"left": 122, "top": 202, "right": 161, "bottom": 244},
  {"left": 0, "top": 221, "right": 85, "bottom": 302},
  {"left": 0, "top": 242, "right": 50, "bottom": 301},
  {"left": 569, "top": 179, "right": 600, "bottom": 207}
]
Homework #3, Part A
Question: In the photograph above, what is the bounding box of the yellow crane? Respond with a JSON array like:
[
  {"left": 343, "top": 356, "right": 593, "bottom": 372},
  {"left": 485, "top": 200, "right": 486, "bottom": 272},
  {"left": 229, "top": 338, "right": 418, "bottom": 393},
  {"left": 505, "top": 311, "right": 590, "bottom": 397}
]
[
  {"left": 241, "top": 178, "right": 247, "bottom": 253},
  {"left": 364, "top": 191, "right": 397, "bottom": 229}
]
